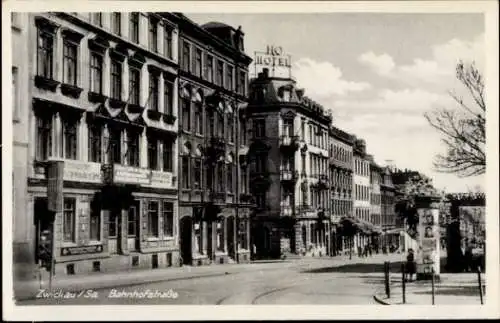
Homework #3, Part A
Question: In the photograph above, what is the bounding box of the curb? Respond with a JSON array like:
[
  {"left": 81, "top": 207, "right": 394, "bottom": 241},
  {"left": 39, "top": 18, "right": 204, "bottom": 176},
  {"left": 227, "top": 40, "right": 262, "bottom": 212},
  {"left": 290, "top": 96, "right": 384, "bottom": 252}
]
[{"left": 373, "top": 294, "right": 390, "bottom": 305}]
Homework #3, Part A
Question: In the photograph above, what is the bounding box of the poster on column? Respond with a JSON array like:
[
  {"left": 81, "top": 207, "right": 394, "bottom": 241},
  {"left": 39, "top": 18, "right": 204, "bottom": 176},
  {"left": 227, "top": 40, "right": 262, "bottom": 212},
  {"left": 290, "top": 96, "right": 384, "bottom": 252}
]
[{"left": 416, "top": 208, "right": 440, "bottom": 277}]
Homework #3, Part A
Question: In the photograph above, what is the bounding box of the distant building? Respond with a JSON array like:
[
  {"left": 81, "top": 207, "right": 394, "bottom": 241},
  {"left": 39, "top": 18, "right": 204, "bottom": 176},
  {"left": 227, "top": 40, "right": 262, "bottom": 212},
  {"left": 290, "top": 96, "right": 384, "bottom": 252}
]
[
  {"left": 352, "top": 138, "right": 371, "bottom": 250},
  {"left": 380, "top": 167, "right": 397, "bottom": 248},
  {"left": 328, "top": 126, "right": 354, "bottom": 255},
  {"left": 247, "top": 68, "right": 332, "bottom": 259},
  {"left": 369, "top": 160, "right": 383, "bottom": 247}
]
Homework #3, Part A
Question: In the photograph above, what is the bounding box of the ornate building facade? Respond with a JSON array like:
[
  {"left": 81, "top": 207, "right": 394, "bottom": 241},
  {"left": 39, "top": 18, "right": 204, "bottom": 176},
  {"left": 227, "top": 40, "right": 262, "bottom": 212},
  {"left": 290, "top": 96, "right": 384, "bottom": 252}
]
[
  {"left": 247, "top": 68, "right": 332, "bottom": 259},
  {"left": 169, "top": 14, "right": 253, "bottom": 265},
  {"left": 328, "top": 126, "right": 354, "bottom": 256},
  {"left": 17, "top": 12, "right": 181, "bottom": 278}
]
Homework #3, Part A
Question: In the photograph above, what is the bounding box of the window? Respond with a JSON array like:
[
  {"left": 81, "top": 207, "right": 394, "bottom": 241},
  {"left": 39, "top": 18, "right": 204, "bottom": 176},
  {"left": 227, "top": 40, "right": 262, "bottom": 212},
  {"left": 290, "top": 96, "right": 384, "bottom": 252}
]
[
  {"left": 205, "top": 54, "right": 213, "bottom": 82},
  {"left": 238, "top": 220, "right": 247, "bottom": 249},
  {"left": 217, "top": 163, "right": 224, "bottom": 192},
  {"left": 164, "top": 25, "right": 172, "bottom": 59},
  {"left": 194, "top": 101, "right": 203, "bottom": 135},
  {"left": 36, "top": 115, "right": 52, "bottom": 160},
  {"left": 207, "top": 108, "right": 215, "bottom": 137},
  {"left": 129, "top": 12, "right": 139, "bottom": 43},
  {"left": 90, "top": 52, "right": 103, "bottom": 94},
  {"left": 181, "top": 156, "right": 189, "bottom": 189},
  {"left": 128, "top": 203, "right": 138, "bottom": 236},
  {"left": 193, "top": 159, "right": 202, "bottom": 189},
  {"left": 107, "top": 126, "right": 122, "bottom": 164},
  {"left": 253, "top": 119, "right": 266, "bottom": 138},
  {"left": 129, "top": 67, "right": 140, "bottom": 105},
  {"left": 255, "top": 154, "right": 267, "bottom": 173},
  {"left": 91, "top": 13, "right": 102, "bottom": 26},
  {"left": 195, "top": 219, "right": 202, "bottom": 253},
  {"left": 63, "top": 40, "right": 78, "bottom": 85},
  {"left": 110, "top": 60, "right": 122, "bottom": 101},
  {"left": 239, "top": 71, "right": 246, "bottom": 95},
  {"left": 111, "top": 12, "right": 121, "bottom": 35},
  {"left": 37, "top": 29, "right": 54, "bottom": 78},
  {"left": 88, "top": 123, "right": 102, "bottom": 162},
  {"left": 163, "top": 202, "right": 174, "bottom": 237},
  {"left": 227, "top": 160, "right": 233, "bottom": 193},
  {"left": 241, "top": 166, "right": 247, "bottom": 194},
  {"left": 255, "top": 193, "right": 266, "bottom": 209},
  {"left": 148, "top": 17, "right": 158, "bottom": 52},
  {"left": 226, "top": 65, "right": 233, "bottom": 90},
  {"left": 301, "top": 154, "right": 306, "bottom": 174},
  {"left": 164, "top": 79, "right": 174, "bottom": 115},
  {"left": 194, "top": 48, "right": 202, "bottom": 77},
  {"left": 89, "top": 201, "right": 100, "bottom": 241},
  {"left": 240, "top": 121, "right": 246, "bottom": 145},
  {"left": 283, "top": 118, "right": 293, "bottom": 137},
  {"left": 181, "top": 95, "right": 190, "bottom": 131},
  {"left": 216, "top": 60, "right": 224, "bottom": 86},
  {"left": 127, "top": 131, "right": 140, "bottom": 167},
  {"left": 227, "top": 114, "right": 234, "bottom": 142},
  {"left": 63, "top": 118, "right": 78, "bottom": 160},
  {"left": 162, "top": 140, "right": 173, "bottom": 172},
  {"left": 148, "top": 201, "right": 159, "bottom": 237},
  {"left": 63, "top": 198, "right": 76, "bottom": 242},
  {"left": 182, "top": 41, "right": 190, "bottom": 71},
  {"left": 149, "top": 72, "right": 159, "bottom": 111},
  {"left": 148, "top": 136, "right": 159, "bottom": 170},
  {"left": 12, "top": 67, "right": 19, "bottom": 121},
  {"left": 217, "top": 111, "right": 224, "bottom": 138}
]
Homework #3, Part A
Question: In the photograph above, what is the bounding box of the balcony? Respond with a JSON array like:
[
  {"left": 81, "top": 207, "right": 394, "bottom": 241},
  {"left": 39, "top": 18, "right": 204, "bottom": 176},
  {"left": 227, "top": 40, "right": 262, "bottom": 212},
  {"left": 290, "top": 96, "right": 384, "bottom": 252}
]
[
  {"left": 209, "top": 190, "right": 226, "bottom": 205},
  {"left": 313, "top": 174, "right": 329, "bottom": 190},
  {"left": 280, "top": 135, "right": 300, "bottom": 153}
]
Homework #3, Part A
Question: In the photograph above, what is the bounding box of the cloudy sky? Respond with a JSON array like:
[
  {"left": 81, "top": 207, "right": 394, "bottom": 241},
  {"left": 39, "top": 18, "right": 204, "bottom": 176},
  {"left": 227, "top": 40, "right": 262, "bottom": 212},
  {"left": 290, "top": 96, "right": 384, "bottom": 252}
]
[{"left": 188, "top": 13, "right": 485, "bottom": 193}]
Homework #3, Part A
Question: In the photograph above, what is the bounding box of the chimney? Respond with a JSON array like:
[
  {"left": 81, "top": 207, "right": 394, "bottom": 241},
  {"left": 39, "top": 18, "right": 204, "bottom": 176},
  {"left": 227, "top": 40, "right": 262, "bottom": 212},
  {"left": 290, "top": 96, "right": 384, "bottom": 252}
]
[{"left": 262, "top": 68, "right": 269, "bottom": 78}]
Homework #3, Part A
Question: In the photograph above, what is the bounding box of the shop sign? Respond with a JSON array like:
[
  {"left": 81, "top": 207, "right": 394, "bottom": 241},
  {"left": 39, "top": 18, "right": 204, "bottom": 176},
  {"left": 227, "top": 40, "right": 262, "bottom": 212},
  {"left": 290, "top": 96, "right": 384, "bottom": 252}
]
[
  {"left": 255, "top": 45, "right": 291, "bottom": 68},
  {"left": 62, "top": 160, "right": 102, "bottom": 183},
  {"left": 113, "top": 165, "right": 152, "bottom": 185},
  {"left": 150, "top": 171, "right": 174, "bottom": 188},
  {"left": 61, "top": 244, "right": 103, "bottom": 256}
]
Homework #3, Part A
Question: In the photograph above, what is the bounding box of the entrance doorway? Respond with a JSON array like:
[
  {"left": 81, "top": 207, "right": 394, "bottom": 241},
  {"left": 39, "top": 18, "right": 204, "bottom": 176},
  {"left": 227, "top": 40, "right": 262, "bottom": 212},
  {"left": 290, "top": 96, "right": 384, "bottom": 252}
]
[
  {"left": 34, "top": 198, "right": 52, "bottom": 265},
  {"left": 180, "top": 216, "right": 192, "bottom": 265},
  {"left": 108, "top": 208, "right": 120, "bottom": 254},
  {"left": 127, "top": 200, "right": 140, "bottom": 252}
]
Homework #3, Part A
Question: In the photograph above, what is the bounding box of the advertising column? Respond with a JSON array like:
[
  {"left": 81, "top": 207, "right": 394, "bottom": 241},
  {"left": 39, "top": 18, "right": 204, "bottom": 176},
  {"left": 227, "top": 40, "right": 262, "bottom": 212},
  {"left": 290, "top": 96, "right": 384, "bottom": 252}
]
[{"left": 416, "top": 196, "right": 441, "bottom": 280}]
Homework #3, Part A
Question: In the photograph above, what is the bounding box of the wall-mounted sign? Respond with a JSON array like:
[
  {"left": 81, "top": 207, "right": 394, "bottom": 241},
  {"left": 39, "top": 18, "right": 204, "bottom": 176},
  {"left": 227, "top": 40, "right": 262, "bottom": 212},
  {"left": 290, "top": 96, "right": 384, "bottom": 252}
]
[
  {"left": 63, "top": 160, "right": 102, "bottom": 183},
  {"left": 254, "top": 45, "right": 292, "bottom": 77},
  {"left": 61, "top": 244, "right": 103, "bottom": 256},
  {"left": 113, "top": 165, "right": 152, "bottom": 185},
  {"left": 150, "top": 171, "right": 175, "bottom": 188}
]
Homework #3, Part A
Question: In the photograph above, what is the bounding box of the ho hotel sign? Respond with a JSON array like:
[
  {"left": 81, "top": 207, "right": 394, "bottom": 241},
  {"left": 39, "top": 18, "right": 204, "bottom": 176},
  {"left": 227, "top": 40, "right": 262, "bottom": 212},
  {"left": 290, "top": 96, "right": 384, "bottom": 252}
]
[{"left": 255, "top": 45, "right": 291, "bottom": 68}]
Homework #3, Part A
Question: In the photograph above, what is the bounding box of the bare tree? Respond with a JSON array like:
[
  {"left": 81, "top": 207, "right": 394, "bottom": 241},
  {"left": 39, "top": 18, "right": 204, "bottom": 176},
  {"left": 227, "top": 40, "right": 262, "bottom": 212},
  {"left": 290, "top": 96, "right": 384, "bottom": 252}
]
[{"left": 424, "top": 61, "right": 485, "bottom": 177}]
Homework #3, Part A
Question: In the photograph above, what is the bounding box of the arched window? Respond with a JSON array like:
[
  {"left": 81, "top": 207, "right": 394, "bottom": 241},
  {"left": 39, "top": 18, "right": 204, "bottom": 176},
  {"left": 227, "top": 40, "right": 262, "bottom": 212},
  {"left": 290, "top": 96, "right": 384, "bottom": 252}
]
[
  {"left": 217, "top": 109, "right": 224, "bottom": 138},
  {"left": 194, "top": 90, "right": 203, "bottom": 135},
  {"left": 181, "top": 86, "right": 191, "bottom": 132},
  {"left": 181, "top": 142, "right": 191, "bottom": 189},
  {"left": 207, "top": 107, "right": 215, "bottom": 137},
  {"left": 193, "top": 145, "right": 203, "bottom": 189},
  {"left": 227, "top": 152, "right": 234, "bottom": 193},
  {"left": 226, "top": 103, "right": 234, "bottom": 143}
]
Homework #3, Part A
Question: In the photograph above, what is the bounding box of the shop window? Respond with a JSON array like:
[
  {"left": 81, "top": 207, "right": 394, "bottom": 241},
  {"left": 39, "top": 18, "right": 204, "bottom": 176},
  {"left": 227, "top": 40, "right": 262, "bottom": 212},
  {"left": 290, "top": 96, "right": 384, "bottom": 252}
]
[
  {"left": 163, "top": 201, "right": 174, "bottom": 237},
  {"left": 36, "top": 114, "right": 53, "bottom": 160},
  {"left": 148, "top": 201, "right": 159, "bottom": 237},
  {"left": 63, "top": 198, "right": 76, "bottom": 242}
]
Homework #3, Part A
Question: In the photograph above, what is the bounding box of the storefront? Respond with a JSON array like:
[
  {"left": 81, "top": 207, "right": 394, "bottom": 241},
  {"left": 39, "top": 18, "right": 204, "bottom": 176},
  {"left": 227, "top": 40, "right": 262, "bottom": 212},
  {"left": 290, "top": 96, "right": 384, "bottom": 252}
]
[{"left": 30, "top": 159, "right": 179, "bottom": 276}]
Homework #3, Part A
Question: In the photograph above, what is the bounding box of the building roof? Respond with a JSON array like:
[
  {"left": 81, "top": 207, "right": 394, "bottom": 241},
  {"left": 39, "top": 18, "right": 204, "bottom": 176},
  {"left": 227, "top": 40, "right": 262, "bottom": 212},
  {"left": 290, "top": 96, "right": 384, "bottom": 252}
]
[{"left": 202, "top": 21, "right": 234, "bottom": 30}]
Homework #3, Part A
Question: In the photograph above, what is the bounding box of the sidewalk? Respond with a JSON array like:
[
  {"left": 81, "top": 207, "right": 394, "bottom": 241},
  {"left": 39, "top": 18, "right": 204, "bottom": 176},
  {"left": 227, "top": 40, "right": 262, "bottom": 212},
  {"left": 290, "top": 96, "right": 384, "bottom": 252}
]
[
  {"left": 373, "top": 272, "right": 486, "bottom": 305},
  {"left": 14, "top": 252, "right": 402, "bottom": 302}
]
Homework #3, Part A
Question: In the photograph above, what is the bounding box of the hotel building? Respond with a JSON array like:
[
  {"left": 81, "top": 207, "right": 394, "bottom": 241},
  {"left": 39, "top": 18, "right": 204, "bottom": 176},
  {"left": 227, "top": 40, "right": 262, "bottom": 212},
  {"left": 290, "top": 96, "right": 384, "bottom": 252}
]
[
  {"left": 247, "top": 68, "right": 332, "bottom": 259},
  {"left": 14, "top": 12, "right": 181, "bottom": 278}
]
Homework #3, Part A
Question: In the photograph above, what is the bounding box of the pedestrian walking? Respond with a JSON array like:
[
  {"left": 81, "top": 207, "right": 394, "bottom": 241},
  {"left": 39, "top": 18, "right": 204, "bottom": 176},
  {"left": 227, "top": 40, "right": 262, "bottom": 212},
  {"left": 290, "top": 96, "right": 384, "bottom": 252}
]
[{"left": 405, "top": 249, "right": 416, "bottom": 282}]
